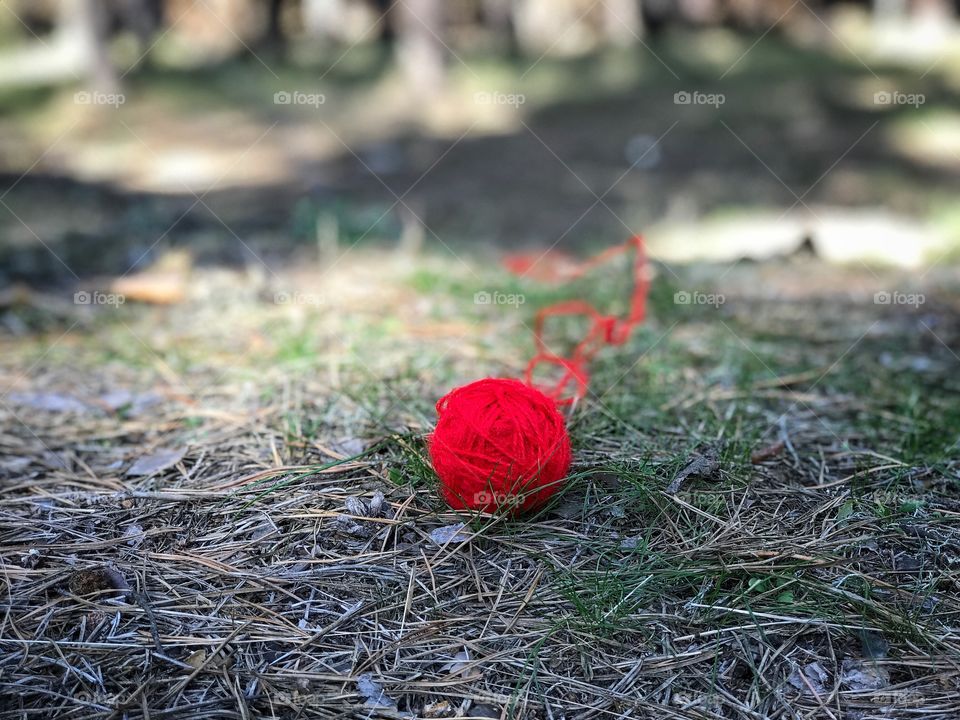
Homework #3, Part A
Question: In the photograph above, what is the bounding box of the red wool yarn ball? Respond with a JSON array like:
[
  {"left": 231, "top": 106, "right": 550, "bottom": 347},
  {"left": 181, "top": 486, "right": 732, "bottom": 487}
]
[{"left": 429, "top": 378, "right": 572, "bottom": 513}]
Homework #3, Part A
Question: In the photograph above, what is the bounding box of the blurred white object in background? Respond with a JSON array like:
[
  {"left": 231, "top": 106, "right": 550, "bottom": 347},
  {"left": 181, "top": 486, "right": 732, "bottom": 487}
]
[{"left": 648, "top": 207, "right": 949, "bottom": 268}]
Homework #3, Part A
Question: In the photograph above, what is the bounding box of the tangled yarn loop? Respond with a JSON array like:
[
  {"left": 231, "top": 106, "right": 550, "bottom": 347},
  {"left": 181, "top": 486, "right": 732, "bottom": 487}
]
[{"left": 509, "top": 234, "right": 650, "bottom": 405}]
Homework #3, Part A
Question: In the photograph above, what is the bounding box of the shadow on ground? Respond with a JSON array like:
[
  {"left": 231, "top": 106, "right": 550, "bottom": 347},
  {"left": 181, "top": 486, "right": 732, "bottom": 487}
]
[{"left": 1, "top": 28, "right": 958, "bottom": 288}]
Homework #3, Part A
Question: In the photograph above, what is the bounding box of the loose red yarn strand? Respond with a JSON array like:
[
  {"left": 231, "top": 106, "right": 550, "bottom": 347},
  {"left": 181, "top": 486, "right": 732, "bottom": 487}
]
[
  {"left": 429, "top": 236, "right": 649, "bottom": 514},
  {"left": 504, "top": 235, "right": 650, "bottom": 405}
]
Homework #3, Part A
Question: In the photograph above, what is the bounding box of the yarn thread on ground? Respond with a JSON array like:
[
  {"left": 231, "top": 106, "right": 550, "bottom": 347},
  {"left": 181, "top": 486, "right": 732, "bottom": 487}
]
[{"left": 429, "top": 235, "right": 650, "bottom": 513}]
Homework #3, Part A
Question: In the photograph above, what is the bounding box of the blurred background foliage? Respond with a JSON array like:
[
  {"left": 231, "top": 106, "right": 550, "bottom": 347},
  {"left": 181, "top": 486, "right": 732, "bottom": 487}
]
[{"left": 1, "top": 0, "right": 960, "bottom": 289}]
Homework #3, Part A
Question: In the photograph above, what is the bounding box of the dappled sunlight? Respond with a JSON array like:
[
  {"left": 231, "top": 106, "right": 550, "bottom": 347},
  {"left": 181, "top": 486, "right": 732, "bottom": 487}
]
[
  {"left": 887, "top": 109, "right": 960, "bottom": 170},
  {"left": 648, "top": 207, "right": 950, "bottom": 268},
  {"left": 833, "top": 2, "right": 960, "bottom": 63}
]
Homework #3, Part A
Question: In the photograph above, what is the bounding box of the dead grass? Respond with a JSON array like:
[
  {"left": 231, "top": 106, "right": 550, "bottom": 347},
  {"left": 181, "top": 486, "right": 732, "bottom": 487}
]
[{"left": 1, "top": 252, "right": 959, "bottom": 719}]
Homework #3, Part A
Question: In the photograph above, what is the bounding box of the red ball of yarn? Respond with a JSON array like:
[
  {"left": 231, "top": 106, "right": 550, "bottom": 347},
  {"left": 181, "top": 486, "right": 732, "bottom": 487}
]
[{"left": 429, "top": 378, "right": 572, "bottom": 513}]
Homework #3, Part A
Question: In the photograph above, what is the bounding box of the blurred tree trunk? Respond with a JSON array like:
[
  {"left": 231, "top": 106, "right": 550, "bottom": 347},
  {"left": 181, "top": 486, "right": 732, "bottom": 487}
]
[
  {"left": 678, "top": 0, "right": 722, "bottom": 24},
  {"left": 874, "top": 0, "right": 908, "bottom": 18},
  {"left": 722, "top": 0, "right": 765, "bottom": 28},
  {"left": 603, "top": 0, "right": 643, "bottom": 44},
  {"left": 481, "top": 0, "right": 519, "bottom": 54},
  {"left": 64, "top": 0, "right": 118, "bottom": 92},
  {"left": 393, "top": 0, "right": 447, "bottom": 100},
  {"left": 371, "top": 0, "right": 396, "bottom": 43},
  {"left": 911, "top": 0, "right": 954, "bottom": 17},
  {"left": 723, "top": 0, "right": 808, "bottom": 28},
  {"left": 116, "top": 0, "right": 163, "bottom": 51},
  {"left": 265, "top": 0, "right": 285, "bottom": 48},
  {"left": 645, "top": 0, "right": 724, "bottom": 31}
]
